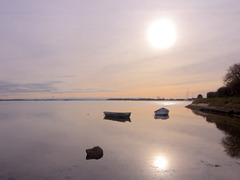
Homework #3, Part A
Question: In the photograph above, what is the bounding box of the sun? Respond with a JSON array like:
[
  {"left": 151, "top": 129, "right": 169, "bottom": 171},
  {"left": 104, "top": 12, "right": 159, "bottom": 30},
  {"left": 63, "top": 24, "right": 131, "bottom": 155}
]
[
  {"left": 147, "top": 19, "right": 177, "bottom": 49},
  {"left": 154, "top": 156, "right": 168, "bottom": 170}
]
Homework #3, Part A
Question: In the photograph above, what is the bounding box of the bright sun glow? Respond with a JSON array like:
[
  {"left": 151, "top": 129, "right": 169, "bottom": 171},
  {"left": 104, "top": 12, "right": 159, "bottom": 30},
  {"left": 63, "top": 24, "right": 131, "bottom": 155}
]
[
  {"left": 154, "top": 156, "right": 168, "bottom": 170},
  {"left": 154, "top": 101, "right": 178, "bottom": 106},
  {"left": 147, "top": 19, "right": 177, "bottom": 49}
]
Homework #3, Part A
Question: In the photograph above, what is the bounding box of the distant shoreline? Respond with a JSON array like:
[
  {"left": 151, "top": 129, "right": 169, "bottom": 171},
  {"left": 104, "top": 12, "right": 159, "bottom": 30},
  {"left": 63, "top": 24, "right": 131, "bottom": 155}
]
[
  {"left": 107, "top": 98, "right": 194, "bottom": 101},
  {"left": 0, "top": 98, "right": 106, "bottom": 101},
  {"left": 0, "top": 98, "right": 194, "bottom": 102}
]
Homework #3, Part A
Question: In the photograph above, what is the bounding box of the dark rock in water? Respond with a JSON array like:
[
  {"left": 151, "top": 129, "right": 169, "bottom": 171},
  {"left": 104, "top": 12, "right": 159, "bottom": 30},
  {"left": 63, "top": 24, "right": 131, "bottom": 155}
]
[{"left": 86, "top": 146, "right": 103, "bottom": 160}]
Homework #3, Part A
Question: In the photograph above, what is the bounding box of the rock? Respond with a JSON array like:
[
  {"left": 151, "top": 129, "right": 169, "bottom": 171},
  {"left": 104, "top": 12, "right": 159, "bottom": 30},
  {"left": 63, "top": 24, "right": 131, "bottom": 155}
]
[{"left": 86, "top": 146, "right": 103, "bottom": 160}]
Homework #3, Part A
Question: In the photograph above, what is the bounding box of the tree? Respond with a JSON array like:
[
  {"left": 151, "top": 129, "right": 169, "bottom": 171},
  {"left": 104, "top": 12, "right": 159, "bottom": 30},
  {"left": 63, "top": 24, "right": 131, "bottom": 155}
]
[
  {"left": 216, "top": 86, "right": 232, "bottom": 97},
  {"left": 224, "top": 63, "right": 240, "bottom": 96}
]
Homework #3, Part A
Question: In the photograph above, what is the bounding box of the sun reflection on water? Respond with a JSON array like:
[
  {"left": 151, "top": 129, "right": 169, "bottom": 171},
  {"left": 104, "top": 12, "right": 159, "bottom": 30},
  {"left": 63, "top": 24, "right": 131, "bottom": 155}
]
[
  {"left": 154, "top": 101, "right": 178, "bottom": 107},
  {"left": 154, "top": 156, "right": 168, "bottom": 170}
]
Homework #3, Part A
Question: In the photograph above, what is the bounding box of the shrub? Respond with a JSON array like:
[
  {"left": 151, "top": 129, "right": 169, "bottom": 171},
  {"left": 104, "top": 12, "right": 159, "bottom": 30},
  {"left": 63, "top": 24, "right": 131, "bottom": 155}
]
[
  {"left": 207, "top": 92, "right": 217, "bottom": 98},
  {"left": 197, "top": 94, "right": 203, "bottom": 99}
]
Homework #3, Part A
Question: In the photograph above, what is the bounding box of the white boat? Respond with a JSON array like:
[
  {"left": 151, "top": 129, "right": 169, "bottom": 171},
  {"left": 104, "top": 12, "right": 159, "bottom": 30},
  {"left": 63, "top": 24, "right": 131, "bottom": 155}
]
[
  {"left": 104, "top": 111, "right": 131, "bottom": 118},
  {"left": 154, "top": 115, "right": 169, "bottom": 120},
  {"left": 154, "top": 108, "right": 169, "bottom": 116}
]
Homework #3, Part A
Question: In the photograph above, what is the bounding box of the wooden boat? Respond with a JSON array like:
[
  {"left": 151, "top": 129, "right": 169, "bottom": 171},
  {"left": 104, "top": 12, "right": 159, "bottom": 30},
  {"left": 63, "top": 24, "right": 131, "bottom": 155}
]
[
  {"left": 104, "top": 111, "right": 131, "bottom": 118},
  {"left": 154, "top": 108, "right": 169, "bottom": 116},
  {"left": 104, "top": 116, "right": 131, "bottom": 122}
]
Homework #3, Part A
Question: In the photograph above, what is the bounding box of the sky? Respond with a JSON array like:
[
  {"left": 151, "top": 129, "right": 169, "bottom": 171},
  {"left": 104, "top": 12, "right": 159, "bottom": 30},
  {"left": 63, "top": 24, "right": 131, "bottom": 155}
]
[{"left": 0, "top": 0, "right": 240, "bottom": 99}]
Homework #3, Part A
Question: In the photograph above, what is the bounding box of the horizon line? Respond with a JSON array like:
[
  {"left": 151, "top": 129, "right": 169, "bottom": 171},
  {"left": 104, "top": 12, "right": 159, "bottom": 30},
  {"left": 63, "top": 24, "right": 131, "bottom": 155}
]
[{"left": 0, "top": 97, "right": 194, "bottom": 101}]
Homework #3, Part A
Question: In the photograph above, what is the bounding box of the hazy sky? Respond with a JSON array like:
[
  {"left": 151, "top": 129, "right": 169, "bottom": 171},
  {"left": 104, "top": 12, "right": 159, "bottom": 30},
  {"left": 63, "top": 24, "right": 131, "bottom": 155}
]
[{"left": 1, "top": 0, "right": 240, "bottom": 99}]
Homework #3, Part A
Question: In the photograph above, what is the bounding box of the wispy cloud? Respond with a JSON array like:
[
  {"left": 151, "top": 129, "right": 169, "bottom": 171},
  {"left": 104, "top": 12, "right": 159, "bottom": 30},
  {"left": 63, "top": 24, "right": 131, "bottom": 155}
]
[
  {"left": 169, "top": 52, "right": 240, "bottom": 77},
  {"left": 66, "top": 88, "right": 126, "bottom": 93},
  {"left": 0, "top": 81, "right": 60, "bottom": 94},
  {"left": 0, "top": 81, "right": 124, "bottom": 97}
]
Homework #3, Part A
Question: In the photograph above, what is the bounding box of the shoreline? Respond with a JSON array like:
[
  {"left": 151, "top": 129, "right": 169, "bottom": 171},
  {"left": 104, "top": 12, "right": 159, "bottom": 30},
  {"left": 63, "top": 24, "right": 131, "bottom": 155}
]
[
  {"left": 186, "top": 103, "right": 240, "bottom": 117},
  {"left": 0, "top": 98, "right": 193, "bottom": 101}
]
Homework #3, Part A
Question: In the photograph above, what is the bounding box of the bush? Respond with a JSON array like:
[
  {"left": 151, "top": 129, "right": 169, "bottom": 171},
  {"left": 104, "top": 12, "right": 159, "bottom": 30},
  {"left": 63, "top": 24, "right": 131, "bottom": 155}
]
[
  {"left": 197, "top": 94, "right": 203, "bottom": 99},
  {"left": 207, "top": 92, "right": 217, "bottom": 98}
]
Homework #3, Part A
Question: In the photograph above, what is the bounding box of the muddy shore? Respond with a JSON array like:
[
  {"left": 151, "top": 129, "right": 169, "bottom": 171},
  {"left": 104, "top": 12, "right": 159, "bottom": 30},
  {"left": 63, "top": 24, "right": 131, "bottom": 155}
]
[{"left": 186, "top": 103, "right": 240, "bottom": 117}]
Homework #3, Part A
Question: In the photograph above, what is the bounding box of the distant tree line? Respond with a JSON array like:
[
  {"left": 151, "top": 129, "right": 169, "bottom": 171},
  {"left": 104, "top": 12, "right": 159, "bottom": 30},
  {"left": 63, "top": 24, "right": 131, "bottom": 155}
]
[{"left": 207, "top": 63, "right": 240, "bottom": 98}]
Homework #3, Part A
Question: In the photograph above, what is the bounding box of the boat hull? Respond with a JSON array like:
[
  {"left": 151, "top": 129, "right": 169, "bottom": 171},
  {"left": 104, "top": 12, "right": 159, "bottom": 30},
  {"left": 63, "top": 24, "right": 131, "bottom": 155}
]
[
  {"left": 154, "top": 112, "right": 169, "bottom": 116},
  {"left": 104, "top": 112, "right": 131, "bottom": 118},
  {"left": 154, "top": 115, "right": 169, "bottom": 120}
]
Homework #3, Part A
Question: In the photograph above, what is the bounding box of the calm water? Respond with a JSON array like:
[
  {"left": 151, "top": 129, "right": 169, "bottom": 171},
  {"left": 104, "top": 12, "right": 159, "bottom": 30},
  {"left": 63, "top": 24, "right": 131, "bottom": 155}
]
[{"left": 0, "top": 101, "right": 239, "bottom": 180}]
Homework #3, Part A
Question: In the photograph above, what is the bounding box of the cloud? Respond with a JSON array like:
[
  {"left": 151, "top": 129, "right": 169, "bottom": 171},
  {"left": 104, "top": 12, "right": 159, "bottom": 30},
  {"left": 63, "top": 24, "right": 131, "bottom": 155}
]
[
  {"left": 64, "top": 88, "right": 127, "bottom": 94},
  {"left": 0, "top": 81, "right": 124, "bottom": 97},
  {"left": 169, "top": 51, "right": 240, "bottom": 77},
  {"left": 0, "top": 81, "right": 60, "bottom": 94}
]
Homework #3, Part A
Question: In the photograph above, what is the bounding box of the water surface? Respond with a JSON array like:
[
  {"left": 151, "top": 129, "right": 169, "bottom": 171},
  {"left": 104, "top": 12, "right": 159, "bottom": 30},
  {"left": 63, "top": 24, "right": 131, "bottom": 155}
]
[{"left": 0, "top": 101, "right": 239, "bottom": 180}]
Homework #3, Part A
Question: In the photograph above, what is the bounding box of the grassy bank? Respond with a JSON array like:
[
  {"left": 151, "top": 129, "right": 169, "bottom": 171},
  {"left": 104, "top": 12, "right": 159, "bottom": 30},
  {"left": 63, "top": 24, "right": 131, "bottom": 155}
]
[{"left": 192, "top": 97, "right": 240, "bottom": 112}]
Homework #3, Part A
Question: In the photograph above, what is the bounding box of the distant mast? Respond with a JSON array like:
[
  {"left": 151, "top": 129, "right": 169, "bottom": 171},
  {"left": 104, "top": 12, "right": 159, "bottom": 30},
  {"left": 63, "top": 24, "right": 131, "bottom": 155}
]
[{"left": 186, "top": 89, "right": 189, "bottom": 100}]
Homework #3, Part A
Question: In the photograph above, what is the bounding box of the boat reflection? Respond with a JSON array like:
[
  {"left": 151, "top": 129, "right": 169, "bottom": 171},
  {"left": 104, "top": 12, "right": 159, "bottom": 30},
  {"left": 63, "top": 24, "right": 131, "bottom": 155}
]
[
  {"left": 154, "top": 115, "right": 169, "bottom": 120},
  {"left": 190, "top": 109, "right": 240, "bottom": 159},
  {"left": 154, "top": 156, "right": 168, "bottom": 170},
  {"left": 104, "top": 116, "right": 131, "bottom": 123}
]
